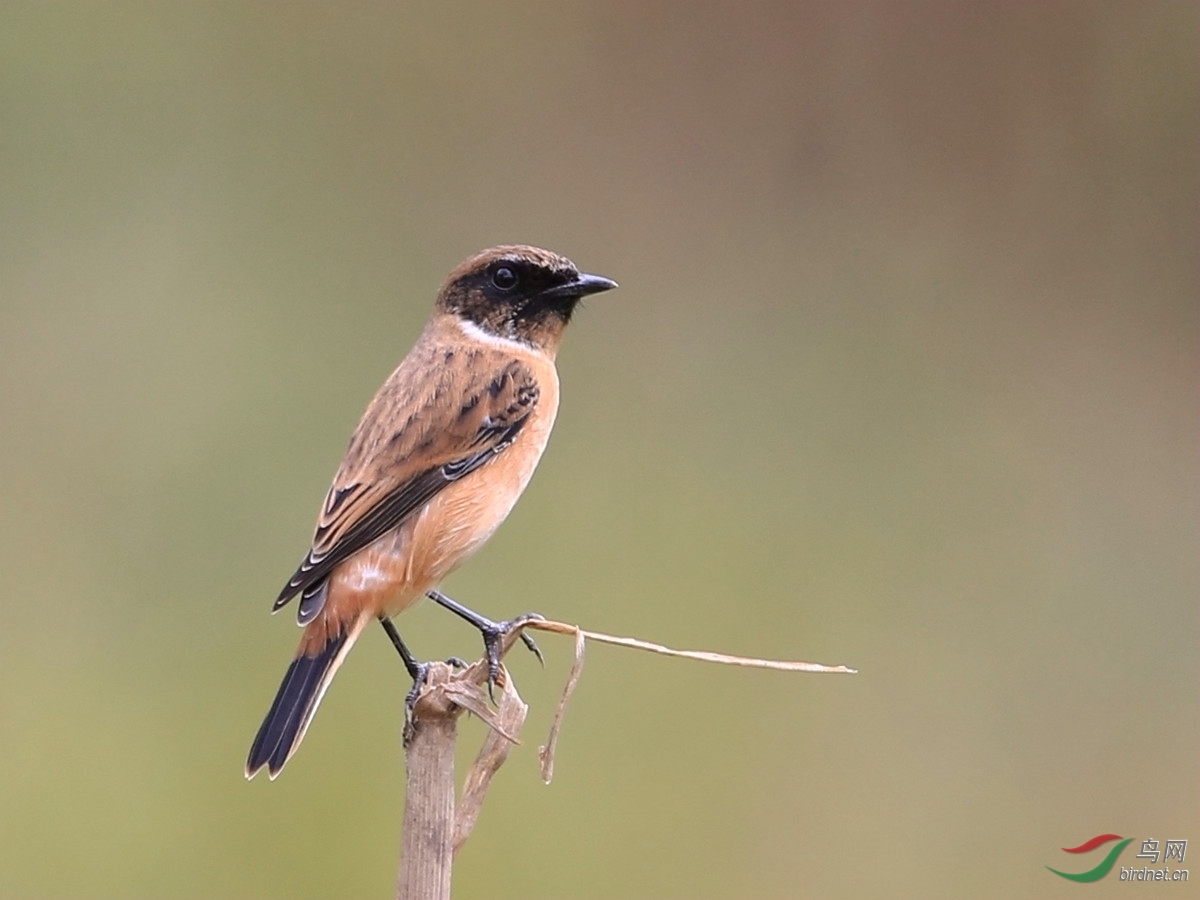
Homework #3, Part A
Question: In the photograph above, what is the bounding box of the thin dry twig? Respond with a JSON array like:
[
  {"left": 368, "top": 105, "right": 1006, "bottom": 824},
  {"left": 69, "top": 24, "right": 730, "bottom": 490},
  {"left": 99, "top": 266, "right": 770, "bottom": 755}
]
[
  {"left": 526, "top": 618, "right": 856, "bottom": 782},
  {"left": 537, "top": 625, "right": 586, "bottom": 783},
  {"left": 525, "top": 618, "right": 858, "bottom": 674}
]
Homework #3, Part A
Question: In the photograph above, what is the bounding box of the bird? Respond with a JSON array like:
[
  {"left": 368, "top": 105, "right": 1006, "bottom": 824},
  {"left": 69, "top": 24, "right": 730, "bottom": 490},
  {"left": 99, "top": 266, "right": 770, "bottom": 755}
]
[{"left": 246, "top": 245, "right": 617, "bottom": 779}]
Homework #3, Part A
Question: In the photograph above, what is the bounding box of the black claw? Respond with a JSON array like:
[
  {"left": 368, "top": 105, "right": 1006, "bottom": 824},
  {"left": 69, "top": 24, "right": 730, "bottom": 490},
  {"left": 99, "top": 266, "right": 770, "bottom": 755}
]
[
  {"left": 520, "top": 631, "right": 544, "bottom": 666},
  {"left": 482, "top": 630, "right": 503, "bottom": 700},
  {"left": 402, "top": 659, "right": 430, "bottom": 745}
]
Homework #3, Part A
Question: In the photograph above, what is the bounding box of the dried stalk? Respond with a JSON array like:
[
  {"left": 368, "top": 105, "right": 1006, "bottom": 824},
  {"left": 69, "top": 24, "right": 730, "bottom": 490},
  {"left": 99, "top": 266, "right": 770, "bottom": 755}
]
[{"left": 395, "top": 617, "right": 856, "bottom": 898}]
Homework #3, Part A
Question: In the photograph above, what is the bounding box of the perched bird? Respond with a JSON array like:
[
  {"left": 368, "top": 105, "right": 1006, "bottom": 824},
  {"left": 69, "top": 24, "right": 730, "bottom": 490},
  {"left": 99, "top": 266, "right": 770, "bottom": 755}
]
[{"left": 246, "top": 245, "right": 617, "bottom": 779}]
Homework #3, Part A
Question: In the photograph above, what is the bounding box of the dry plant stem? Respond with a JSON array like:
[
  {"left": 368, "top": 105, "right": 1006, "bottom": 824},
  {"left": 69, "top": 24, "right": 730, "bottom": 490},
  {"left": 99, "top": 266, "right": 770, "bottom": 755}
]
[
  {"left": 397, "top": 662, "right": 460, "bottom": 900},
  {"left": 524, "top": 618, "right": 858, "bottom": 674},
  {"left": 397, "top": 629, "right": 530, "bottom": 900},
  {"left": 538, "top": 625, "right": 586, "bottom": 783},
  {"left": 451, "top": 670, "right": 528, "bottom": 852},
  {"left": 395, "top": 615, "right": 856, "bottom": 898}
]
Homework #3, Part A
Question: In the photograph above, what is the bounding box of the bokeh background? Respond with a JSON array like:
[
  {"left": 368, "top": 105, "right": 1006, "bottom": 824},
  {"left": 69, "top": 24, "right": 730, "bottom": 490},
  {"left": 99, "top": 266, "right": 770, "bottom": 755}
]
[{"left": 1, "top": 3, "right": 1195, "bottom": 898}]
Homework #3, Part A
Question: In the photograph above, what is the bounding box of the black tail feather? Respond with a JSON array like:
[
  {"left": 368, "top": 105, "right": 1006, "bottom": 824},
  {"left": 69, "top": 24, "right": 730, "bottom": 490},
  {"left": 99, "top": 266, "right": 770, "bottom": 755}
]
[{"left": 246, "top": 629, "right": 348, "bottom": 779}]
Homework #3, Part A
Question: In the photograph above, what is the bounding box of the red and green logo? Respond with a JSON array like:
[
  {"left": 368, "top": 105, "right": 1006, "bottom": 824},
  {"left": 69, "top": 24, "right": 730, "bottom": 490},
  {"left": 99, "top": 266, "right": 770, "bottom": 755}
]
[{"left": 1047, "top": 834, "right": 1133, "bottom": 882}]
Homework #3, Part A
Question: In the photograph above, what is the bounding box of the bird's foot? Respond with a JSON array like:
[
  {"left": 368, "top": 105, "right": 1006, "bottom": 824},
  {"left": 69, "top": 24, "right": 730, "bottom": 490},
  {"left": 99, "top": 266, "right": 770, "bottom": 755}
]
[
  {"left": 401, "top": 659, "right": 431, "bottom": 744},
  {"left": 424, "top": 588, "right": 543, "bottom": 699},
  {"left": 478, "top": 613, "right": 545, "bottom": 698}
]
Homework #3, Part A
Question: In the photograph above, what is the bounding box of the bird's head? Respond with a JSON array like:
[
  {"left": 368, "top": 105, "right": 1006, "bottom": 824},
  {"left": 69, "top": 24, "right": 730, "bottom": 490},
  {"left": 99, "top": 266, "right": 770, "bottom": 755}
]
[{"left": 436, "top": 245, "right": 617, "bottom": 352}]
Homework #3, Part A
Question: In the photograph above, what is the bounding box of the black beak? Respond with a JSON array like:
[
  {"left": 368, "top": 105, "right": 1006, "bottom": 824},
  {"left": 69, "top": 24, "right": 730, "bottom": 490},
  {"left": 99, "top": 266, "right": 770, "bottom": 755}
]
[{"left": 538, "top": 272, "right": 619, "bottom": 302}]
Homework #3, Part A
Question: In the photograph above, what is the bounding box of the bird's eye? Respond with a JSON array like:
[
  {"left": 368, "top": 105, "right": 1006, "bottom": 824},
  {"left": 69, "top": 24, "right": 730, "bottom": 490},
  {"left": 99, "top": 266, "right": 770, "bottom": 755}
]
[{"left": 491, "top": 266, "right": 519, "bottom": 291}]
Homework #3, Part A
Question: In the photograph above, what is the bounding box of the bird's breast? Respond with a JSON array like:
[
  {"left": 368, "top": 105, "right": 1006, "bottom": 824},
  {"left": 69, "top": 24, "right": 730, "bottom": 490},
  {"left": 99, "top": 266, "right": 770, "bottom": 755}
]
[{"left": 406, "top": 374, "right": 559, "bottom": 588}]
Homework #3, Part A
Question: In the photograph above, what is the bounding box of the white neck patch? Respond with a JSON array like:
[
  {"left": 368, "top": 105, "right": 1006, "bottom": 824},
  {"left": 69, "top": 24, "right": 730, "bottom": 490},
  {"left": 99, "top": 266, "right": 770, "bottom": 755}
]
[{"left": 455, "top": 317, "right": 541, "bottom": 356}]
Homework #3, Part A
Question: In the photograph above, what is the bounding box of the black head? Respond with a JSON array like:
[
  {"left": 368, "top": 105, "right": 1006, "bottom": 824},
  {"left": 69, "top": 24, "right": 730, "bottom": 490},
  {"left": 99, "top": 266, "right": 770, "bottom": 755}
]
[{"left": 436, "top": 245, "right": 617, "bottom": 350}]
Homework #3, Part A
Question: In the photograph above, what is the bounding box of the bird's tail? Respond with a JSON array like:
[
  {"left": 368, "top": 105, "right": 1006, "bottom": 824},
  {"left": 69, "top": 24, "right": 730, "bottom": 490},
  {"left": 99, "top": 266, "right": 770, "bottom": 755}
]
[{"left": 245, "top": 613, "right": 369, "bottom": 780}]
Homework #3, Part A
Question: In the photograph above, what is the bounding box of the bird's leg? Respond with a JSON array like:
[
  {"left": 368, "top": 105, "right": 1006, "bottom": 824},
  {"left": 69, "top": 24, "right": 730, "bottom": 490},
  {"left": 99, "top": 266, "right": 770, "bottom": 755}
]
[
  {"left": 378, "top": 616, "right": 430, "bottom": 738},
  {"left": 425, "top": 589, "right": 544, "bottom": 696},
  {"left": 378, "top": 617, "right": 471, "bottom": 744}
]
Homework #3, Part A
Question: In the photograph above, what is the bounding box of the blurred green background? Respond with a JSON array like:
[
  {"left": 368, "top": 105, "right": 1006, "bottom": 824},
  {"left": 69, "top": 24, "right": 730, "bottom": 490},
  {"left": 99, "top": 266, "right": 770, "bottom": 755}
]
[{"left": 1, "top": 3, "right": 1195, "bottom": 898}]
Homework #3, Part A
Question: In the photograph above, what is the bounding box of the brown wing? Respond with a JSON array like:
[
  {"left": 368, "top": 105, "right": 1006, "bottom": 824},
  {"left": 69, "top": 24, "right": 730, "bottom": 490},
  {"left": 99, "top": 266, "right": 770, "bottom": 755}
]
[{"left": 274, "top": 344, "right": 539, "bottom": 622}]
